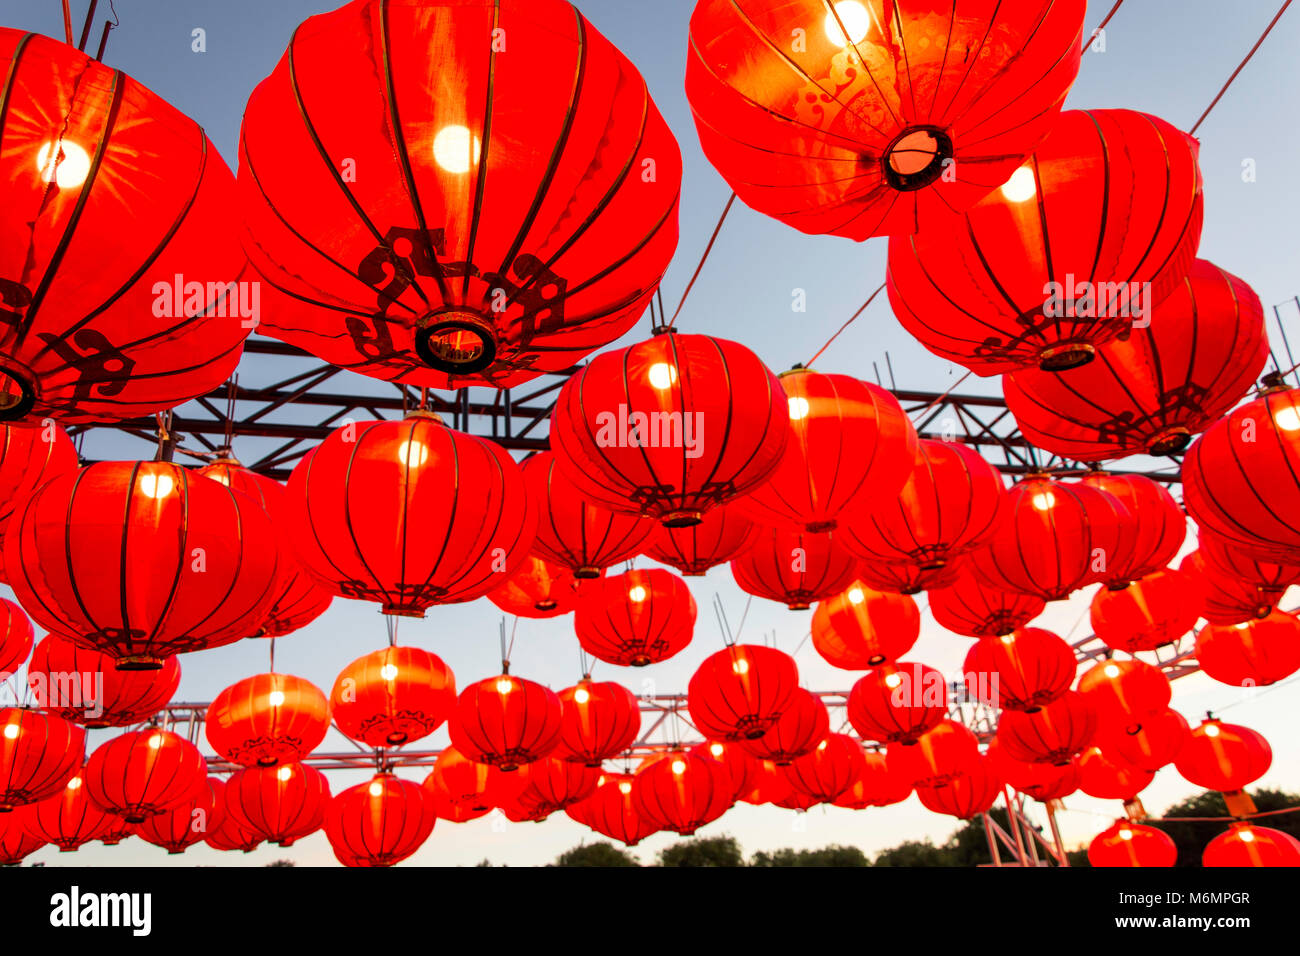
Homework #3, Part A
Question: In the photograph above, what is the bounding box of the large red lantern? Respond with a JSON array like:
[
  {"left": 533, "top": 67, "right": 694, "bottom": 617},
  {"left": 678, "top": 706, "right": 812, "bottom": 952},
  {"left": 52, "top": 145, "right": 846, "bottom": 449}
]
[
  {"left": 1174, "top": 718, "right": 1271, "bottom": 792},
  {"left": 574, "top": 568, "right": 696, "bottom": 667},
  {"left": 854, "top": 557, "right": 965, "bottom": 596},
  {"left": 206, "top": 673, "right": 330, "bottom": 767},
  {"left": 568, "top": 772, "right": 659, "bottom": 847},
  {"left": 224, "top": 763, "right": 330, "bottom": 847},
  {"left": 1076, "top": 659, "right": 1171, "bottom": 734},
  {"left": 488, "top": 555, "right": 583, "bottom": 619},
  {"left": 0, "top": 29, "right": 249, "bottom": 426},
  {"left": 687, "top": 644, "right": 799, "bottom": 742},
  {"left": 1195, "top": 612, "right": 1300, "bottom": 688},
  {"left": 0, "top": 423, "right": 77, "bottom": 560},
  {"left": 84, "top": 729, "right": 206, "bottom": 823},
  {"left": 0, "top": 708, "right": 84, "bottom": 811},
  {"left": 550, "top": 332, "right": 788, "bottom": 526},
  {"left": 326, "top": 773, "right": 435, "bottom": 868},
  {"left": 1077, "top": 474, "right": 1186, "bottom": 588},
  {"left": 693, "top": 741, "right": 758, "bottom": 801},
  {"left": 1090, "top": 568, "right": 1201, "bottom": 654},
  {"left": 27, "top": 768, "right": 114, "bottom": 851},
  {"left": 1193, "top": 534, "right": 1300, "bottom": 620},
  {"left": 963, "top": 628, "right": 1075, "bottom": 713},
  {"left": 1077, "top": 745, "right": 1154, "bottom": 800},
  {"left": 5, "top": 462, "right": 279, "bottom": 668},
  {"left": 137, "top": 777, "right": 222, "bottom": 854},
  {"left": 685, "top": 0, "right": 1085, "bottom": 240},
  {"left": 0, "top": 598, "right": 33, "bottom": 676},
  {"left": 996, "top": 691, "right": 1096, "bottom": 765},
  {"left": 287, "top": 416, "right": 534, "bottom": 616},
  {"left": 554, "top": 679, "right": 641, "bottom": 768},
  {"left": 632, "top": 749, "right": 732, "bottom": 836},
  {"left": 644, "top": 504, "right": 757, "bottom": 576},
  {"left": 848, "top": 663, "right": 946, "bottom": 745},
  {"left": 1106, "top": 707, "right": 1190, "bottom": 772},
  {"left": 736, "top": 371, "right": 917, "bottom": 533},
  {"left": 917, "top": 759, "right": 1001, "bottom": 819},
  {"left": 330, "top": 646, "right": 456, "bottom": 747},
  {"left": 450, "top": 673, "right": 562, "bottom": 772},
  {"left": 886, "top": 719, "right": 979, "bottom": 789},
  {"left": 732, "top": 526, "right": 860, "bottom": 610},
  {"left": 929, "top": 572, "right": 1045, "bottom": 638},
  {"left": 784, "top": 734, "right": 867, "bottom": 804},
  {"left": 27, "top": 635, "right": 179, "bottom": 728},
  {"left": 739, "top": 688, "right": 828, "bottom": 765},
  {"left": 832, "top": 751, "right": 912, "bottom": 809},
  {"left": 0, "top": 807, "right": 45, "bottom": 865},
  {"left": 889, "top": 109, "right": 1203, "bottom": 375},
  {"left": 1203, "top": 823, "right": 1300, "bottom": 867},
  {"left": 811, "top": 582, "right": 919, "bottom": 669},
  {"left": 1088, "top": 821, "right": 1177, "bottom": 867},
  {"left": 1005, "top": 260, "right": 1268, "bottom": 459},
  {"left": 988, "top": 739, "right": 1079, "bottom": 802},
  {"left": 240, "top": 0, "right": 680, "bottom": 389}
]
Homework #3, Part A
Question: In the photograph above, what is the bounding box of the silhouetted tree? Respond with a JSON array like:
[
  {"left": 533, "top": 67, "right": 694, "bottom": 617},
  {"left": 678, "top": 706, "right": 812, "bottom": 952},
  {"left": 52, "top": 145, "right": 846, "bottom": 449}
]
[
  {"left": 871, "top": 839, "right": 952, "bottom": 867},
  {"left": 553, "top": 842, "right": 641, "bottom": 867},
  {"left": 658, "top": 836, "right": 744, "bottom": 867},
  {"left": 264, "top": 860, "right": 295, "bottom": 867},
  {"left": 750, "top": 845, "right": 869, "bottom": 867}
]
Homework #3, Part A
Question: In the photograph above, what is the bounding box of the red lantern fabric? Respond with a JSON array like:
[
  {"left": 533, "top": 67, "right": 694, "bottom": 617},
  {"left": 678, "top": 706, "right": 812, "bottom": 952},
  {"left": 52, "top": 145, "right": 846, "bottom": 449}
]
[
  {"left": 0, "top": 423, "right": 77, "bottom": 566},
  {"left": 1194, "top": 534, "right": 1300, "bottom": 619},
  {"left": 0, "top": 29, "right": 250, "bottom": 426},
  {"left": 917, "top": 758, "right": 1001, "bottom": 819},
  {"left": 854, "top": 556, "right": 966, "bottom": 596},
  {"left": 1175, "top": 719, "right": 1272, "bottom": 792},
  {"left": 1203, "top": 823, "right": 1300, "bottom": 868},
  {"left": 0, "top": 598, "right": 33, "bottom": 676},
  {"left": 784, "top": 734, "right": 867, "bottom": 804},
  {"left": 832, "top": 751, "right": 913, "bottom": 809},
  {"left": 996, "top": 691, "right": 1096, "bottom": 765},
  {"left": 511, "top": 758, "right": 602, "bottom": 819},
  {"left": 963, "top": 628, "right": 1076, "bottom": 712},
  {"left": 224, "top": 763, "right": 330, "bottom": 847},
  {"left": 330, "top": 646, "right": 456, "bottom": 747},
  {"left": 567, "top": 772, "right": 659, "bottom": 847},
  {"left": 811, "top": 582, "right": 920, "bottom": 669},
  {"left": 632, "top": 749, "right": 733, "bottom": 836},
  {"left": 0, "top": 708, "right": 84, "bottom": 811},
  {"left": 1088, "top": 821, "right": 1177, "bottom": 868},
  {"left": 1180, "top": 550, "right": 1286, "bottom": 625},
  {"left": 287, "top": 416, "right": 534, "bottom": 616},
  {"left": 206, "top": 673, "right": 330, "bottom": 768},
  {"left": 988, "top": 739, "right": 1079, "bottom": 802},
  {"left": 848, "top": 663, "right": 946, "bottom": 745},
  {"left": 422, "top": 773, "right": 492, "bottom": 824},
  {"left": 889, "top": 109, "right": 1203, "bottom": 375},
  {"left": 488, "top": 554, "right": 584, "bottom": 619},
  {"left": 574, "top": 568, "right": 697, "bottom": 667},
  {"left": 1090, "top": 568, "right": 1201, "bottom": 654},
  {"left": 692, "top": 741, "right": 758, "bottom": 802},
  {"left": 554, "top": 679, "right": 641, "bottom": 767},
  {"left": 739, "top": 758, "right": 793, "bottom": 806},
  {"left": 1005, "top": 260, "right": 1267, "bottom": 460},
  {"left": 84, "top": 729, "right": 206, "bottom": 823},
  {"left": 1077, "top": 475, "right": 1186, "bottom": 588},
  {"left": 929, "top": 572, "right": 1046, "bottom": 638},
  {"left": 1076, "top": 659, "right": 1171, "bottom": 734},
  {"left": 27, "top": 635, "right": 179, "bottom": 728},
  {"left": 551, "top": 332, "right": 788, "bottom": 526},
  {"left": 732, "top": 526, "right": 861, "bottom": 610},
  {"left": 1196, "top": 611, "right": 1300, "bottom": 688},
  {"left": 739, "top": 688, "right": 829, "bottom": 765},
  {"left": 1106, "top": 707, "right": 1190, "bottom": 772},
  {"left": 736, "top": 371, "right": 917, "bottom": 533},
  {"left": 1077, "top": 745, "right": 1155, "bottom": 800},
  {"left": 450, "top": 674, "right": 562, "bottom": 772},
  {"left": 424, "top": 745, "right": 519, "bottom": 819},
  {"left": 326, "top": 773, "right": 435, "bottom": 868},
  {"left": 0, "top": 806, "right": 45, "bottom": 865},
  {"left": 886, "top": 719, "right": 979, "bottom": 788},
  {"left": 5, "top": 462, "right": 280, "bottom": 668},
  {"left": 687, "top": 644, "right": 799, "bottom": 742},
  {"left": 644, "top": 504, "right": 757, "bottom": 576},
  {"left": 685, "top": 0, "right": 1085, "bottom": 239},
  {"left": 27, "top": 768, "right": 113, "bottom": 851},
  {"left": 137, "top": 776, "right": 221, "bottom": 854},
  {"left": 204, "top": 805, "right": 264, "bottom": 854}
]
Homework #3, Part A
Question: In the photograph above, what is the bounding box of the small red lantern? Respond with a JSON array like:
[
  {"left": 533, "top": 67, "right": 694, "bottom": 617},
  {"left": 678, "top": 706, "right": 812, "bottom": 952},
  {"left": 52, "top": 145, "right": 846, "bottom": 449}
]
[
  {"left": 784, "top": 734, "right": 867, "bottom": 804},
  {"left": 737, "top": 688, "right": 828, "bottom": 765},
  {"left": 854, "top": 558, "right": 965, "bottom": 596},
  {"left": 929, "top": 572, "right": 1046, "bottom": 638},
  {"left": 632, "top": 749, "right": 733, "bottom": 836},
  {"left": 996, "top": 691, "right": 1096, "bottom": 766},
  {"left": 27, "top": 634, "right": 180, "bottom": 728},
  {"left": 1077, "top": 474, "right": 1186, "bottom": 588},
  {"left": 27, "top": 767, "right": 113, "bottom": 851},
  {"left": 1088, "top": 821, "right": 1177, "bottom": 867},
  {"left": 687, "top": 644, "right": 799, "bottom": 742},
  {"left": 811, "top": 582, "right": 919, "bottom": 669},
  {"left": 204, "top": 806, "right": 264, "bottom": 854},
  {"left": 0, "top": 423, "right": 78, "bottom": 561},
  {"left": 1197, "top": 533, "right": 1300, "bottom": 612},
  {"left": 832, "top": 751, "right": 913, "bottom": 809},
  {"left": 224, "top": 763, "right": 330, "bottom": 847},
  {"left": 732, "top": 526, "right": 861, "bottom": 610},
  {"left": 1106, "top": 707, "right": 1190, "bottom": 772},
  {"left": 1175, "top": 718, "right": 1271, "bottom": 792},
  {"left": 692, "top": 741, "right": 758, "bottom": 801},
  {"left": 567, "top": 772, "right": 659, "bottom": 847},
  {"left": 488, "top": 555, "right": 584, "bottom": 619},
  {"left": 84, "top": 729, "right": 206, "bottom": 823},
  {"left": 988, "top": 739, "right": 1079, "bottom": 802},
  {"left": 1196, "top": 612, "right": 1300, "bottom": 687},
  {"left": 917, "top": 758, "right": 1001, "bottom": 819},
  {"left": 1076, "top": 659, "right": 1171, "bottom": 734},
  {"left": 0, "top": 708, "right": 84, "bottom": 811},
  {"left": 450, "top": 673, "right": 563, "bottom": 772},
  {"left": 554, "top": 678, "right": 641, "bottom": 768},
  {"left": 1077, "top": 745, "right": 1155, "bottom": 800},
  {"left": 644, "top": 505, "right": 757, "bottom": 576},
  {"left": 137, "top": 777, "right": 222, "bottom": 854},
  {"left": 0, "top": 598, "right": 33, "bottom": 676},
  {"left": 512, "top": 758, "right": 602, "bottom": 818},
  {"left": 575, "top": 568, "right": 697, "bottom": 667},
  {"left": 1090, "top": 568, "right": 1201, "bottom": 653},
  {"left": 886, "top": 719, "right": 980, "bottom": 789},
  {"left": 326, "top": 773, "right": 435, "bottom": 868},
  {"left": 330, "top": 646, "right": 456, "bottom": 748},
  {"left": 423, "top": 746, "right": 518, "bottom": 819},
  {"left": 963, "top": 628, "right": 1076, "bottom": 712},
  {"left": 1181, "top": 550, "right": 1288, "bottom": 625},
  {"left": 0, "top": 807, "right": 45, "bottom": 865},
  {"left": 848, "top": 663, "right": 946, "bottom": 745},
  {"left": 1203, "top": 823, "right": 1300, "bottom": 867},
  {"left": 206, "top": 673, "right": 330, "bottom": 768}
]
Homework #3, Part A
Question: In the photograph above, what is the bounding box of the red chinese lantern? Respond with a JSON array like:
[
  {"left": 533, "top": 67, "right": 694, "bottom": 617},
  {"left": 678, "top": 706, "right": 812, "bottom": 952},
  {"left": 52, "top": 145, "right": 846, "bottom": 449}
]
[
  {"left": 889, "top": 109, "right": 1203, "bottom": 375},
  {"left": 0, "top": 29, "right": 249, "bottom": 426},
  {"left": 205, "top": 805, "right": 264, "bottom": 854},
  {"left": 784, "top": 734, "right": 867, "bottom": 804},
  {"left": 1076, "top": 659, "right": 1171, "bottom": 734},
  {"left": 692, "top": 741, "right": 758, "bottom": 801},
  {"left": 206, "top": 673, "right": 330, "bottom": 768},
  {"left": 488, "top": 555, "right": 584, "bottom": 619},
  {"left": 732, "top": 526, "right": 861, "bottom": 610},
  {"left": 0, "top": 598, "right": 33, "bottom": 676},
  {"left": 326, "top": 773, "right": 435, "bottom": 868},
  {"left": 685, "top": 0, "right": 1085, "bottom": 239},
  {"left": 848, "top": 663, "right": 946, "bottom": 744},
  {"left": 575, "top": 568, "right": 696, "bottom": 667},
  {"left": 1175, "top": 718, "right": 1272, "bottom": 792},
  {"left": 1090, "top": 568, "right": 1201, "bottom": 654},
  {"left": 963, "top": 628, "right": 1076, "bottom": 712},
  {"left": 841, "top": 440, "right": 1004, "bottom": 572},
  {"left": 632, "top": 749, "right": 733, "bottom": 836},
  {"left": 738, "top": 688, "right": 828, "bottom": 764},
  {"left": 988, "top": 739, "right": 1079, "bottom": 802},
  {"left": 811, "top": 582, "right": 919, "bottom": 669},
  {"left": 240, "top": 0, "right": 680, "bottom": 390},
  {"left": 0, "top": 423, "right": 78, "bottom": 562},
  {"left": 1077, "top": 745, "right": 1155, "bottom": 800},
  {"left": 137, "top": 777, "right": 222, "bottom": 854},
  {"left": 1106, "top": 707, "right": 1190, "bottom": 772},
  {"left": 512, "top": 758, "right": 602, "bottom": 818},
  {"left": 929, "top": 572, "right": 1045, "bottom": 638},
  {"left": 740, "top": 759, "right": 793, "bottom": 806},
  {"left": 687, "top": 644, "right": 799, "bottom": 742},
  {"left": 854, "top": 557, "right": 965, "bottom": 596},
  {"left": 832, "top": 751, "right": 912, "bottom": 809},
  {"left": 27, "top": 635, "right": 179, "bottom": 728},
  {"left": 97, "top": 818, "right": 134, "bottom": 846},
  {"left": 0, "top": 807, "right": 44, "bottom": 865},
  {"left": 84, "top": 729, "right": 206, "bottom": 823},
  {"left": 27, "top": 767, "right": 113, "bottom": 850},
  {"left": 969, "top": 477, "right": 1134, "bottom": 601},
  {"left": 224, "top": 763, "right": 330, "bottom": 847},
  {"left": 1005, "top": 260, "right": 1268, "bottom": 460},
  {"left": 1183, "top": 387, "right": 1300, "bottom": 563},
  {"left": 1203, "top": 823, "right": 1300, "bottom": 867},
  {"left": 330, "top": 646, "right": 456, "bottom": 747},
  {"left": 887, "top": 719, "right": 979, "bottom": 788},
  {"left": 644, "top": 504, "right": 757, "bottom": 576},
  {"left": 1088, "top": 821, "right": 1177, "bottom": 867},
  {"left": 996, "top": 691, "right": 1096, "bottom": 765},
  {"left": 567, "top": 772, "right": 659, "bottom": 847},
  {"left": 423, "top": 746, "right": 519, "bottom": 820},
  {"left": 422, "top": 773, "right": 492, "bottom": 825},
  {"left": 5, "top": 462, "right": 280, "bottom": 668},
  {"left": 554, "top": 678, "right": 641, "bottom": 767},
  {"left": 1196, "top": 612, "right": 1300, "bottom": 688},
  {"left": 0, "top": 708, "right": 84, "bottom": 811},
  {"left": 287, "top": 416, "right": 534, "bottom": 616},
  {"left": 736, "top": 371, "right": 917, "bottom": 532},
  {"left": 917, "top": 758, "right": 1001, "bottom": 819},
  {"left": 450, "top": 673, "right": 562, "bottom": 772},
  {"left": 1194, "top": 534, "right": 1300, "bottom": 619},
  {"left": 1181, "top": 551, "right": 1283, "bottom": 626},
  {"left": 550, "top": 332, "right": 788, "bottom": 526},
  {"left": 1077, "top": 474, "right": 1186, "bottom": 588}
]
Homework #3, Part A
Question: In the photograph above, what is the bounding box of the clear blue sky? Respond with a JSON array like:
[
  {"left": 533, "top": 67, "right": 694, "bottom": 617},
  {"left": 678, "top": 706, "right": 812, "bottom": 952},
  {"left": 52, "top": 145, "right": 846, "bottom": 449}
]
[{"left": 3, "top": 0, "right": 1298, "bottom": 866}]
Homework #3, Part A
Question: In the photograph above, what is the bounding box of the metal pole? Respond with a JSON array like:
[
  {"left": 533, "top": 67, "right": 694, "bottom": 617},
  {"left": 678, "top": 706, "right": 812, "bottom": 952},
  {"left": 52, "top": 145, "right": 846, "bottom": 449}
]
[
  {"left": 1046, "top": 800, "right": 1071, "bottom": 867},
  {"left": 1002, "top": 786, "right": 1030, "bottom": 865},
  {"left": 981, "top": 812, "right": 1003, "bottom": 867},
  {"left": 61, "top": 0, "right": 74, "bottom": 44}
]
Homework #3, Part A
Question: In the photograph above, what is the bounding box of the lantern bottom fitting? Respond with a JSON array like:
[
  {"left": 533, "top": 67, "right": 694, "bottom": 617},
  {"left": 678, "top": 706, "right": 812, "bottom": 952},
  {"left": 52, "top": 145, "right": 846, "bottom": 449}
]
[
  {"left": 574, "top": 567, "right": 602, "bottom": 580},
  {"left": 660, "top": 509, "right": 703, "bottom": 529},
  {"left": 114, "top": 655, "right": 164, "bottom": 671},
  {"left": 415, "top": 309, "right": 497, "bottom": 374},
  {"left": 1147, "top": 427, "right": 1191, "bottom": 455},
  {"left": 380, "top": 605, "right": 427, "bottom": 619},
  {"left": 0, "top": 365, "right": 37, "bottom": 422},
  {"left": 880, "top": 125, "right": 955, "bottom": 192},
  {"left": 534, "top": 599, "right": 558, "bottom": 611},
  {"left": 786, "top": 602, "right": 812, "bottom": 611},
  {"left": 1037, "top": 342, "right": 1096, "bottom": 371}
]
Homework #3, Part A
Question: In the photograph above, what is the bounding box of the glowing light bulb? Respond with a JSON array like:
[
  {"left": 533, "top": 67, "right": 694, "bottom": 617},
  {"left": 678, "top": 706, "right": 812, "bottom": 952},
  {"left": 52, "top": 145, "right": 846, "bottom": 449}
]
[
  {"left": 148, "top": 733, "right": 164, "bottom": 749},
  {"left": 1104, "top": 664, "right": 1120, "bottom": 679},
  {"left": 1000, "top": 166, "right": 1037, "bottom": 203},
  {"left": 848, "top": 587, "right": 865, "bottom": 605},
  {"left": 1204, "top": 723, "right": 1220, "bottom": 737},
  {"left": 1234, "top": 621, "right": 1252, "bottom": 631},
  {"left": 397, "top": 439, "right": 429, "bottom": 467},
  {"left": 277, "top": 765, "right": 293, "bottom": 782},
  {"left": 139, "top": 473, "right": 175, "bottom": 499},
  {"left": 574, "top": 687, "right": 590, "bottom": 704},
  {"left": 3, "top": 724, "right": 18, "bottom": 740},
  {"left": 884, "top": 672, "right": 903, "bottom": 689},
  {"left": 710, "top": 743, "right": 725, "bottom": 757},
  {"left": 36, "top": 139, "right": 91, "bottom": 188},
  {"left": 380, "top": 664, "right": 399, "bottom": 681},
  {"left": 1118, "top": 828, "right": 1133, "bottom": 841},
  {"left": 369, "top": 781, "right": 384, "bottom": 797},
  {"left": 1031, "top": 491, "right": 1056, "bottom": 512},
  {"left": 628, "top": 585, "right": 648, "bottom": 603},
  {"left": 432, "top": 124, "right": 481, "bottom": 173},
  {"left": 596, "top": 774, "right": 606, "bottom": 787},
  {"left": 1273, "top": 405, "right": 1300, "bottom": 432},
  {"left": 671, "top": 759, "right": 687, "bottom": 775},
  {"left": 1239, "top": 828, "right": 1256, "bottom": 843},
  {"left": 268, "top": 690, "right": 285, "bottom": 707},
  {"left": 619, "top": 781, "right": 632, "bottom": 795},
  {"left": 67, "top": 776, "right": 82, "bottom": 790},
  {"left": 823, "top": 1, "right": 871, "bottom": 45},
  {"left": 496, "top": 677, "right": 514, "bottom": 695},
  {"left": 732, "top": 657, "right": 750, "bottom": 675},
  {"left": 647, "top": 362, "right": 678, "bottom": 389},
  {"left": 1000, "top": 634, "right": 1016, "bottom": 645},
  {"left": 817, "top": 739, "right": 829, "bottom": 751},
  {"left": 788, "top": 396, "right": 811, "bottom": 420}
]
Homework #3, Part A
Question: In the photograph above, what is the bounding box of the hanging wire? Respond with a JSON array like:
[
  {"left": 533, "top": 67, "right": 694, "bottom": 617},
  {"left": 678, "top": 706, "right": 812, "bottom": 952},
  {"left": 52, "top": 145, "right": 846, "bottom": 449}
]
[
  {"left": 268, "top": 636, "right": 276, "bottom": 674},
  {"left": 712, "top": 593, "right": 735, "bottom": 647},
  {"left": 666, "top": 192, "right": 737, "bottom": 330},
  {"left": 384, "top": 613, "right": 399, "bottom": 648},
  {"left": 1189, "top": 0, "right": 1293, "bottom": 135},
  {"left": 732, "top": 593, "right": 753, "bottom": 642},
  {"left": 577, "top": 646, "right": 592, "bottom": 680},
  {"left": 1081, "top": 0, "right": 1126, "bottom": 52},
  {"left": 498, "top": 615, "right": 519, "bottom": 672},
  {"left": 805, "top": 282, "right": 886, "bottom": 368}
]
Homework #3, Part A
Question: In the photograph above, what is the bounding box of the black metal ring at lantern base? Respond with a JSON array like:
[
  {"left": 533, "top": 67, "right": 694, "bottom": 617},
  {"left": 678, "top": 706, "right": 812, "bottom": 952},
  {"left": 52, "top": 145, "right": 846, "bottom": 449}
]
[
  {"left": 414, "top": 312, "right": 497, "bottom": 375},
  {"left": 880, "top": 126, "right": 955, "bottom": 192},
  {"left": 0, "top": 368, "right": 37, "bottom": 422}
]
